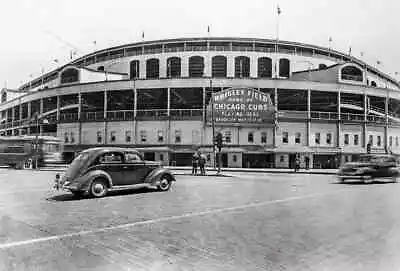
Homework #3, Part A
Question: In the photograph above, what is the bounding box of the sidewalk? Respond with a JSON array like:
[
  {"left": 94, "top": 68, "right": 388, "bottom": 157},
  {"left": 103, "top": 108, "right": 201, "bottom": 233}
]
[{"left": 38, "top": 165, "right": 338, "bottom": 175}]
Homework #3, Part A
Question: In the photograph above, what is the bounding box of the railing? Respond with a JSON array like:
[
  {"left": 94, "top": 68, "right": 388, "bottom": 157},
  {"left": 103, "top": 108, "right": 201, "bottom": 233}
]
[
  {"left": 311, "top": 111, "right": 339, "bottom": 120},
  {"left": 278, "top": 111, "right": 307, "bottom": 119},
  {"left": 340, "top": 113, "right": 364, "bottom": 122},
  {"left": 136, "top": 109, "right": 168, "bottom": 118},
  {"left": 341, "top": 74, "right": 363, "bottom": 82},
  {"left": 341, "top": 99, "right": 363, "bottom": 108},
  {"left": 80, "top": 111, "right": 104, "bottom": 121},
  {"left": 170, "top": 109, "right": 203, "bottom": 119},
  {"left": 60, "top": 113, "right": 79, "bottom": 122},
  {"left": 366, "top": 114, "right": 386, "bottom": 123},
  {"left": 106, "top": 110, "right": 135, "bottom": 121}
]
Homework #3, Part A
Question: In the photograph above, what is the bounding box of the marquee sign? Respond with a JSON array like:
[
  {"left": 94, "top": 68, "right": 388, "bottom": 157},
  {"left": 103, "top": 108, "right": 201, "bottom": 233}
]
[{"left": 206, "top": 87, "right": 275, "bottom": 123}]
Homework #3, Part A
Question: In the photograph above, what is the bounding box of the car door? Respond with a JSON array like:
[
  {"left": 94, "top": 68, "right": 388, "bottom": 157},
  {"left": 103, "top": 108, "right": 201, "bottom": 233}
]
[
  {"left": 122, "top": 152, "right": 147, "bottom": 185},
  {"left": 96, "top": 151, "right": 125, "bottom": 186}
]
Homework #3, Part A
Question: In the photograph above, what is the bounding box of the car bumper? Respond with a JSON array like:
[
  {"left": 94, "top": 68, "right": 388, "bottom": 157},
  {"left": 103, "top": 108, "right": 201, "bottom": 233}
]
[{"left": 337, "top": 175, "right": 366, "bottom": 179}]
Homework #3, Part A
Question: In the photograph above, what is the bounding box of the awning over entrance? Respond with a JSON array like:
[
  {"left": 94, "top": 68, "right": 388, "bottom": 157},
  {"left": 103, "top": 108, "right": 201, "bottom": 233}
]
[
  {"left": 273, "top": 145, "right": 313, "bottom": 153},
  {"left": 198, "top": 147, "right": 246, "bottom": 153}
]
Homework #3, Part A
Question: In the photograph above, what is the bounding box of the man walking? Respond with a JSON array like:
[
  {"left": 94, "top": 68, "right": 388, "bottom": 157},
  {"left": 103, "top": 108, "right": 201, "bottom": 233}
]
[{"left": 192, "top": 152, "right": 199, "bottom": 175}]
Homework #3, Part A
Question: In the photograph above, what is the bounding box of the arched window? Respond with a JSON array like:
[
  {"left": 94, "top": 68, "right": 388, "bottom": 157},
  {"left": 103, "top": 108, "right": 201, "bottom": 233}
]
[
  {"left": 279, "top": 59, "right": 290, "bottom": 78},
  {"left": 189, "top": 56, "right": 204, "bottom": 77},
  {"left": 371, "top": 81, "right": 377, "bottom": 87},
  {"left": 167, "top": 57, "right": 181, "bottom": 78},
  {"left": 341, "top": 65, "right": 363, "bottom": 81},
  {"left": 258, "top": 57, "right": 272, "bottom": 78},
  {"left": 212, "top": 56, "right": 227, "bottom": 78},
  {"left": 146, "top": 58, "right": 159, "bottom": 79},
  {"left": 234, "top": 56, "right": 250, "bottom": 78},
  {"left": 130, "top": 60, "right": 140, "bottom": 79},
  {"left": 60, "top": 68, "right": 79, "bottom": 84},
  {"left": 97, "top": 66, "right": 105, "bottom": 71},
  {"left": 319, "top": 63, "right": 327, "bottom": 69}
]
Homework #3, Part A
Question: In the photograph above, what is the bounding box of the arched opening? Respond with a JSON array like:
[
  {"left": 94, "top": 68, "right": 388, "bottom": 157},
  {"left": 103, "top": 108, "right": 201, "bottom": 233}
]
[
  {"left": 234, "top": 56, "right": 250, "bottom": 78},
  {"left": 146, "top": 58, "right": 159, "bottom": 79},
  {"left": 341, "top": 65, "right": 363, "bottom": 82},
  {"left": 279, "top": 59, "right": 290, "bottom": 78},
  {"left": 167, "top": 57, "right": 181, "bottom": 78},
  {"left": 130, "top": 60, "right": 140, "bottom": 79},
  {"left": 212, "top": 56, "right": 227, "bottom": 78},
  {"left": 188, "top": 56, "right": 204, "bottom": 77},
  {"left": 319, "top": 63, "right": 327, "bottom": 69},
  {"left": 60, "top": 68, "right": 79, "bottom": 84},
  {"left": 258, "top": 57, "right": 272, "bottom": 78}
]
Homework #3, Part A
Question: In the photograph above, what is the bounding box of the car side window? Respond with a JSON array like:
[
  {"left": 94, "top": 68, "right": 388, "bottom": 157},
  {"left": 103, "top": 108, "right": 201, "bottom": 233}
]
[
  {"left": 125, "top": 152, "right": 142, "bottom": 163},
  {"left": 98, "top": 152, "right": 123, "bottom": 164}
]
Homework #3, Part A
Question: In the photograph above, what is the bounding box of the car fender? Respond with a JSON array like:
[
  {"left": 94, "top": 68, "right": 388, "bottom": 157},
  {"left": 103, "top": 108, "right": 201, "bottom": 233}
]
[
  {"left": 83, "top": 170, "right": 113, "bottom": 189},
  {"left": 144, "top": 168, "right": 176, "bottom": 186}
]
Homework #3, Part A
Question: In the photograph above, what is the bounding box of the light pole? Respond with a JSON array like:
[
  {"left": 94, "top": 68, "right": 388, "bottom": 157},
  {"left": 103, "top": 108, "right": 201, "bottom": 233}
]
[{"left": 210, "top": 79, "right": 216, "bottom": 169}]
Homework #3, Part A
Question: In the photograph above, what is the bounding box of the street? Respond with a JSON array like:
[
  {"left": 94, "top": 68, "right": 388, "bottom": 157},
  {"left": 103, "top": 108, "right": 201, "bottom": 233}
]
[{"left": 1, "top": 169, "right": 400, "bottom": 270}]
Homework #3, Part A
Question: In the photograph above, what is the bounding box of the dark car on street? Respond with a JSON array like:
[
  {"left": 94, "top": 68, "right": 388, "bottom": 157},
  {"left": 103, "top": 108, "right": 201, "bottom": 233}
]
[
  {"left": 337, "top": 154, "right": 400, "bottom": 183},
  {"left": 54, "top": 147, "right": 176, "bottom": 198}
]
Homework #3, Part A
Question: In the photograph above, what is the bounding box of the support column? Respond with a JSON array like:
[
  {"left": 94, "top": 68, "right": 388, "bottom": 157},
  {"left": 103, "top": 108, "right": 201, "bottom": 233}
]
[
  {"left": 202, "top": 87, "right": 206, "bottom": 145},
  {"left": 104, "top": 90, "right": 108, "bottom": 145},
  {"left": 227, "top": 55, "right": 235, "bottom": 78},
  {"left": 385, "top": 92, "right": 389, "bottom": 153},
  {"left": 78, "top": 92, "right": 82, "bottom": 145},
  {"left": 363, "top": 94, "right": 368, "bottom": 148},
  {"left": 337, "top": 88, "right": 341, "bottom": 148},
  {"left": 56, "top": 96, "right": 60, "bottom": 121},
  {"left": 307, "top": 88, "right": 311, "bottom": 146},
  {"left": 39, "top": 98, "right": 43, "bottom": 135},
  {"left": 133, "top": 86, "right": 137, "bottom": 144},
  {"left": 273, "top": 87, "right": 278, "bottom": 147},
  {"left": 167, "top": 87, "right": 171, "bottom": 147},
  {"left": 27, "top": 102, "right": 31, "bottom": 135},
  {"left": 167, "top": 88, "right": 170, "bottom": 117}
]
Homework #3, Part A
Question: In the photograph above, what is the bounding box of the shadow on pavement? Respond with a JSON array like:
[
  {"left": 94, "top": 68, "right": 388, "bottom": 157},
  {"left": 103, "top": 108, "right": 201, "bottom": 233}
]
[
  {"left": 46, "top": 187, "right": 156, "bottom": 202},
  {"left": 332, "top": 180, "right": 398, "bottom": 185}
]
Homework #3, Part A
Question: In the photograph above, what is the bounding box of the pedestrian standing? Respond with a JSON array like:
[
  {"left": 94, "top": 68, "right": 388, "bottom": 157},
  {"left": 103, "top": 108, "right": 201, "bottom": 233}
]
[
  {"left": 199, "top": 153, "right": 207, "bottom": 176},
  {"left": 295, "top": 154, "right": 300, "bottom": 172},
  {"left": 305, "top": 156, "right": 310, "bottom": 170},
  {"left": 192, "top": 152, "right": 199, "bottom": 175}
]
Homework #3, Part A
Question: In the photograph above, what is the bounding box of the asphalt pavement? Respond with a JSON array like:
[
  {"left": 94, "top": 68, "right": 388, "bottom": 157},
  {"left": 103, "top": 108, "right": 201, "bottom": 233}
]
[{"left": 0, "top": 169, "right": 400, "bottom": 270}]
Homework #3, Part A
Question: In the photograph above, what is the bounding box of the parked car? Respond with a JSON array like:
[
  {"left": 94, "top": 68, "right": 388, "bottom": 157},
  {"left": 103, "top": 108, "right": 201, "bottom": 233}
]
[
  {"left": 337, "top": 154, "right": 400, "bottom": 183},
  {"left": 54, "top": 147, "right": 176, "bottom": 197}
]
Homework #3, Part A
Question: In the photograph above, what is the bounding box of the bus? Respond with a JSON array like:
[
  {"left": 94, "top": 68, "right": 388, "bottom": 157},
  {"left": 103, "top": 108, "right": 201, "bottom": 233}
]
[{"left": 0, "top": 135, "right": 63, "bottom": 169}]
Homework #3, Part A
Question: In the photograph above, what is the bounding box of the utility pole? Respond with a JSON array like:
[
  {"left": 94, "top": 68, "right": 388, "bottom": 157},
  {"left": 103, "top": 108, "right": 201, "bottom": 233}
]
[{"left": 210, "top": 79, "right": 216, "bottom": 169}]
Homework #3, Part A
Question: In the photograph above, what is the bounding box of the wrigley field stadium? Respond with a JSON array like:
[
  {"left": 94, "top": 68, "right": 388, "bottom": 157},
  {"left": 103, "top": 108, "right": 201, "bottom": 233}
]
[{"left": 1, "top": 37, "right": 400, "bottom": 169}]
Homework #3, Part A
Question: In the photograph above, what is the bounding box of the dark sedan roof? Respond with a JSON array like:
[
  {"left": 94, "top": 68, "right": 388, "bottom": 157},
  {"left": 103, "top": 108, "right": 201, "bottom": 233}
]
[{"left": 81, "top": 147, "right": 142, "bottom": 155}]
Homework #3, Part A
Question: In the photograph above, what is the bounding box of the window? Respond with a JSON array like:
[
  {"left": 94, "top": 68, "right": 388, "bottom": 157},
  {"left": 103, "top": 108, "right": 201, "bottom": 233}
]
[
  {"left": 110, "top": 131, "right": 116, "bottom": 143},
  {"left": 140, "top": 130, "right": 147, "bottom": 143},
  {"left": 175, "top": 130, "right": 181, "bottom": 143},
  {"left": 397, "top": 136, "right": 399, "bottom": 147},
  {"left": 258, "top": 57, "right": 272, "bottom": 78},
  {"left": 60, "top": 68, "right": 79, "bottom": 84},
  {"left": 261, "top": 132, "right": 267, "bottom": 144},
  {"left": 125, "top": 131, "right": 131, "bottom": 142},
  {"left": 64, "top": 132, "right": 69, "bottom": 143},
  {"left": 157, "top": 130, "right": 164, "bottom": 142},
  {"left": 295, "top": 132, "right": 301, "bottom": 144},
  {"left": 159, "top": 154, "right": 164, "bottom": 161},
  {"left": 129, "top": 60, "right": 140, "bottom": 80},
  {"left": 377, "top": 136, "right": 381, "bottom": 147},
  {"left": 234, "top": 56, "right": 250, "bottom": 78},
  {"left": 354, "top": 134, "right": 359, "bottom": 146},
  {"left": 315, "top": 133, "right": 320, "bottom": 144},
  {"left": 212, "top": 56, "right": 227, "bottom": 77},
  {"left": 282, "top": 132, "right": 289, "bottom": 143},
  {"left": 224, "top": 131, "right": 232, "bottom": 143},
  {"left": 389, "top": 136, "right": 393, "bottom": 147},
  {"left": 369, "top": 135, "right": 373, "bottom": 145},
  {"left": 125, "top": 152, "right": 142, "bottom": 163},
  {"left": 146, "top": 58, "right": 159, "bottom": 79},
  {"left": 207, "top": 154, "right": 211, "bottom": 161},
  {"left": 97, "top": 131, "right": 102, "bottom": 143},
  {"left": 70, "top": 132, "right": 75, "bottom": 143},
  {"left": 341, "top": 65, "right": 363, "bottom": 82},
  {"left": 279, "top": 58, "right": 290, "bottom": 77},
  {"left": 248, "top": 132, "right": 254, "bottom": 143},
  {"left": 344, "top": 134, "right": 349, "bottom": 145},
  {"left": 166, "top": 57, "right": 181, "bottom": 78},
  {"left": 99, "top": 152, "right": 123, "bottom": 163},
  {"left": 188, "top": 56, "right": 204, "bottom": 77},
  {"left": 233, "top": 155, "right": 237, "bottom": 162},
  {"left": 326, "top": 133, "right": 332, "bottom": 145},
  {"left": 280, "top": 155, "right": 284, "bottom": 162}
]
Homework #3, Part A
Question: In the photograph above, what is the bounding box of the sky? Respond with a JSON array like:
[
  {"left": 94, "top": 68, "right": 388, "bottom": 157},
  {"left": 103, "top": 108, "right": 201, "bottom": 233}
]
[{"left": 0, "top": 0, "right": 399, "bottom": 88}]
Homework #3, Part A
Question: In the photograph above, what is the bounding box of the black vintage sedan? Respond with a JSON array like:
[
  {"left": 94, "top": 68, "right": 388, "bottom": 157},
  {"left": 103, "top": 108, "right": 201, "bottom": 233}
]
[
  {"left": 337, "top": 154, "right": 400, "bottom": 183},
  {"left": 54, "top": 147, "right": 176, "bottom": 198}
]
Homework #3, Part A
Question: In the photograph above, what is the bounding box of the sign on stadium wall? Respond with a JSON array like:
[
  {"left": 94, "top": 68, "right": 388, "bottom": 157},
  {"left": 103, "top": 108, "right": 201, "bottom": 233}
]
[{"left": 206, "top": 88, "right": 275, "bottom": 123}]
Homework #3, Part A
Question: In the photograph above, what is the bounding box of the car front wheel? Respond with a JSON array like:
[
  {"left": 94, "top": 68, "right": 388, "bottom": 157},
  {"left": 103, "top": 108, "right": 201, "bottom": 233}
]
[
  {"left": 158, "top": 176, "right": 172, "bottom": 192},
  {"left": 90, "top": 179, "right": 109, "bottom": 198}
]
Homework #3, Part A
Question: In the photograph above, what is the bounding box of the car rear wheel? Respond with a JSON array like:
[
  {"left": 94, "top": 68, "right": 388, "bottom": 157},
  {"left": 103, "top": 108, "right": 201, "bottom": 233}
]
[
  {"left": 158, "top": 176, "right": 171, "bottom": 192},
  {"left": 90, "top": 179, "right": 108, "bottom": 198}
]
